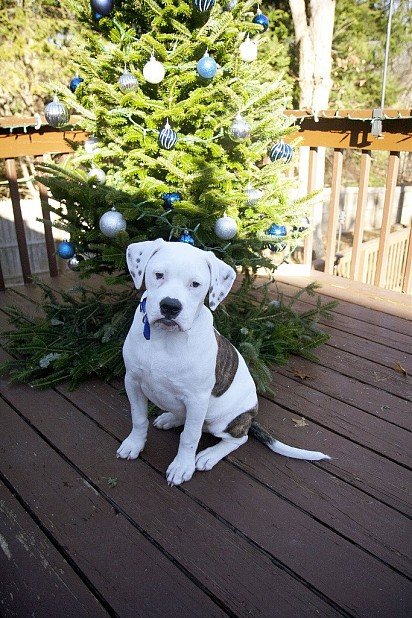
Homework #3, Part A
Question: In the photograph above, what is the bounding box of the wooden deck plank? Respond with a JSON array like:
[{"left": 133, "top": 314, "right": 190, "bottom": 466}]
[
  {"left": 0, "top": 372, "right": 336, "bottom": 617},
  {"left": 277, "top": 358, "right": 411, "bottom": 426},
  {"left": 274, "top": 274, "right": 411, "bottom": 328},
  {"left": 269, "top": 372, "right": 411, "bottom": 460},
  {"left": 0, "top": 481, "right": 108, "bottom": 618},
  {"left": 0, "top": 399, "right": 226, "bottom": 618},
  {"left": 45, "top": 379, "right": 412, "bottom": 613}
]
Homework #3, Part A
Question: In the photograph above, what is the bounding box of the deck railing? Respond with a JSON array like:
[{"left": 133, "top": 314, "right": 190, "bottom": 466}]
[{"left": 0, "top": 110, "right": 411, "bottom": 294}]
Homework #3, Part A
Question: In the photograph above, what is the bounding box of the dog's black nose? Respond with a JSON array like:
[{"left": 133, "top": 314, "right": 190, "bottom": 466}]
[{"left": 160, "top": 297, "right": 182, "bottom": 318}]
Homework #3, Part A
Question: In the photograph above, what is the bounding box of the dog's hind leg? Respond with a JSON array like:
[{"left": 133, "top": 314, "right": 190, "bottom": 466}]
[
  {"left": 195, "top": 435, "right": 248, "bottom": 471},
  {"left": 117, "top": 373, "right": 149, "bottom": 460},
  {"left": 153, "top": 412, "right": 184, "bottom": 430}
]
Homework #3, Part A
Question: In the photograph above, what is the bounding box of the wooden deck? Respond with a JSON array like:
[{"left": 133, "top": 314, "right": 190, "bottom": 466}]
[{"left": 0, "top": 275, "right": 411, "bottom": 617}]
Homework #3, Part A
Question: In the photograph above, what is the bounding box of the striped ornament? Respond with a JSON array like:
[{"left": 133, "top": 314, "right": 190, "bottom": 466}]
[
  {"left": 158, "top": 120, "right": 178, "bottom": 150},
  {"left": 269, "top": 140, "right": 293, "bottom": 163},
  {"left": 193, "top": 0, "right": 216, "bottom": 11}
]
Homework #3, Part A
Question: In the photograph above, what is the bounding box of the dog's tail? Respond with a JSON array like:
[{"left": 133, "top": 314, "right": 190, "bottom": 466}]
[{"left": 250, "top": 421, "right": 331, "bottom": 461}]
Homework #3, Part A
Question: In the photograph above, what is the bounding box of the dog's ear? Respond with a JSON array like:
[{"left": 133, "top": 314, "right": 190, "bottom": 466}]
[
  {"left": 126, "top": 239, "right": 165, "bottom": 289},
  {"left": 205, "top": 251, "right": 236, "bottom": 311}
]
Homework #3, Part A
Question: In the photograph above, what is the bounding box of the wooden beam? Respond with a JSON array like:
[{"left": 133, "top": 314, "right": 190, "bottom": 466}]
[
  {"left": 324, "top": 149, "right": 343, "bottom": 274},
  {"left": 403, "top": 226, "right": 412, "bottom": 295},
  {"left": 0, "top": 129, "right": 88, "bottom": 159},
  {"left": 350, "top": 151, "right": 372, "bottom": 281},
  {"left": 35, "top": 155, "right": 59, "bottom": 278},
  {"left": 303, "top": 147, "right": 318, "bottom": 267},
  {"left": 374, "top": 152, "right": 400, "bottom": 287},
  {"left": 4, "top": 158, "right": 31, "bottom": 284}
]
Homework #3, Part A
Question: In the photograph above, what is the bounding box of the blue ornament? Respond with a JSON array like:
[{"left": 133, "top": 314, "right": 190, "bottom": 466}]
[
  {"left": 179, "top": 229, "right": 195, "bottom": 245},
  {"left": 69, "top": 76, "right": 84, "bottom": 93},
  {"left": 193, "top": 0, "right": 215, "bottom": 11},
  {"left": 253, "top": 9, "right": 269, "bottom": 31},
  {"left": 267, "top": 224, "right": 287, "bottom": 237},
  {"left": 269, "top": 140, "right": 294, "bottom": 163},
  {"left": 196, "top": 52, "right": 217, "bottom": 79},
  {"left": 158, "top": 120, "right": 178, "bottom": 150},
  {"left": 90, "top": 0, "right": 114, "bottom": 17},
  {"left": 162, "top": 192, "right": 182, "bottom": 209},
  {"left": 57, "top": 241, "right": 76, "bottom": 259}
]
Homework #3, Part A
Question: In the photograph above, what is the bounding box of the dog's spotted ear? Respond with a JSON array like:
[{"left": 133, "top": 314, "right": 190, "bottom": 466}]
[
  {"left": 205, "top": 251, "right": 236, "bottom": 311},
  {"left": 126, "top": 239, "right": 165, "bottom": 289}
]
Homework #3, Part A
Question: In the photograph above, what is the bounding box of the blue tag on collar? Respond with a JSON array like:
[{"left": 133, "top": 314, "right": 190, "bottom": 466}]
[{"left": 140, "top": 297, "right": 150, "bottom": 340}]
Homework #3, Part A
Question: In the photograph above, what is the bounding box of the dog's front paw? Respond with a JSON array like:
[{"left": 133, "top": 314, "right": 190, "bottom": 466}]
[
  {"left": 116, "top": 432, "right": 145, "bottom": 460},
  {"left": 166, "top": 456, "right": 195, "bottom": 486}
]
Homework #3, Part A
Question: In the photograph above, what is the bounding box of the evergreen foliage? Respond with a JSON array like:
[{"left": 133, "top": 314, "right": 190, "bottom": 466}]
[{"left": 1, "top": 0, "right": 338, "bottom": 391}]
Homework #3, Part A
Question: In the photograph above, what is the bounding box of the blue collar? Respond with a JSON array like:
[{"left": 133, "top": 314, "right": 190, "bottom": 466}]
[{"left": 140, "top": 296, "right": 151, "bottom": 340}]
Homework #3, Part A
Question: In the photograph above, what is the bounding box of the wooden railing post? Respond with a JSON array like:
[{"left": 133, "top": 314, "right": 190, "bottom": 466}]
[
  {"left": 304, "top": 147, "right": 318, "bottom": 267},
  {"left": 350, "top": 151, "right": 372, "bottom": 281},
  {"left": 403, "top": 226, "right": 412, "bottom": 295},
  {"left": 35, "top": 155, "right": 59, "bottom": 278},
  {"left": 374, "top": 152, "right": 400, "bottom": 287},
  {"left": 324, "top": 149, "right": 343, "bottom": 274},
  {"left": 4, "top": 158, "right": 32, "bottom": 285}
]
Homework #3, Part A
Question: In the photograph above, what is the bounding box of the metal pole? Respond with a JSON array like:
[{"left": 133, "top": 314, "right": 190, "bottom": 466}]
[{"left": 380, "top": 0, "right": 394, "bottom": 110}]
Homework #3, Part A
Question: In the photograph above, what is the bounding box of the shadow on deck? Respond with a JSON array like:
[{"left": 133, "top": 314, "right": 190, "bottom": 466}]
[{"left": 0, "top": 273, "right": 411, "bottom": 617}]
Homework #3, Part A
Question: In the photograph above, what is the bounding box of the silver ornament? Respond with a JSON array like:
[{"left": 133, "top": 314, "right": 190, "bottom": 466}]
[
  {"left": 118, "top": 71, "right": 139, "bottom": 92},
  {"left": 99, "top": 207, "right": 127, "bottom": 237},
  {"left": 44, "top": 96, "right": 69, "bottom": 128},
  {"left": 245, "top": 184, "right": 263, "bottom": 205},
  {"left": 229, "top": 113, "right": 250, "bottom": 142},
  {"left": 224, "top": 0, "right": 237, "bottom": 9},
  {"left": 84, "top": 136, "right": 100, "bottom": 154},
  {"left": 239, "top": 35, "right": 258, "bottom": 62},
  {"left": 87, "top": 168, "right": 106, "bottom": 184},
  {"left": 67, "top": 254, "right": 83, "bottom": 271},
  {"left": 214, "top": 216, "right": 238, "bottom": 240}
]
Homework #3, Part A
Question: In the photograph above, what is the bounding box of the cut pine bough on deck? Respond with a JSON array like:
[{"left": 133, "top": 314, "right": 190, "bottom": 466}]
[{"left": 0, "top": 280, "right": 411, "bottom": 617}]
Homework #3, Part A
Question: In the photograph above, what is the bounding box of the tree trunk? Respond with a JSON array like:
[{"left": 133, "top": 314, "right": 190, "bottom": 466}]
[{"left": 289, "top": 0, "right": 336, "bottom": 110}]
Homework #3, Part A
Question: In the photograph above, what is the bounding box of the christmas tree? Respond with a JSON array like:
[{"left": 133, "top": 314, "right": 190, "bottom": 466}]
[{"left": 1, "top": 0, "right": 336, "bottom": 390}]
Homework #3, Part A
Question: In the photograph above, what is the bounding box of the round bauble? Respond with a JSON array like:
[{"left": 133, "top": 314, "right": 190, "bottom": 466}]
[
  {"left": 143, "top": 55, "right": 165, "bottom": 84},
  {"left": 267, "top": 224, "right": 287, "bottom": 238},
  {"left": 269, "top": 140, "right": 294, "bottom": 163},
  {"left": 69, "top": 76, "right": 83, "bottom": 93},
  {"left": 158, "top": 120, "right": 178, "bottom": 150},
  {"left": 245, "top": 185, "right": 263, "bottom": 205},
  {"left": 67, "top": 254, "right": 84, "bottom": 271},
  {"left": 229, "top": 113, "right": 250, "bottom": 142},
  {"left": 215, "top": 216, "right": 238, "bottom": 240},
  {"left": 57, "top": 240, "right": 76, "bottom": 259},
  {"left": 162, "top": 192, "right": 182, "bottom": 209},
  {"left": 118, "top": 71, "right": 138, "bottom": 92},
  {"left": 99, "top": 207, "right": 127, "bottom": 237},
  {"left": 193, "top": 0, "right": 215, "bottom": 11},
  {"left": 44, "top": 96, "right": 69, "bottom": 128},
  {"left": 252, "top": 8, "right": 269, "bottom": 31},
  {"left": 239, "top": 35, "right": 257, "bottom": 62},
  {"left": 84, "top": 136, "right": 100, "bottom": 154},
  {"left": 196, "top": 52, "right": 217, "bottom": 79},
  {"left": 179, "top": 229, "right": 195, "bottom": 245},
  {"left": 87, "top": 168, "right": 106, "bottom": 184},
  {"left": 90, "top": 0, "right": 114, "bottom": 17}
]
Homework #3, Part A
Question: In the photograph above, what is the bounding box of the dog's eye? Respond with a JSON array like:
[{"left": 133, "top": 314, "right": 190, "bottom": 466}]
[
  {"left": 192, "top": 281, "right": 201, "bottom": 288},
  {"left": 155, "top": 272, "right": 164, "bottom": 280}
]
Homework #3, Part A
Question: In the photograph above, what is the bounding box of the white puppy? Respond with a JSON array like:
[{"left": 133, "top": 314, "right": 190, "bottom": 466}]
[{"left": 117, "top": 239, "right": 330, "bottom": 486}]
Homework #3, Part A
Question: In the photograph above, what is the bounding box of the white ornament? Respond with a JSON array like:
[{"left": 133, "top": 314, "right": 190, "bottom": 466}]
[
  {"left": 245, "top": 184, "right": 263, "bottom": 205},
  {"left": 84, "top": 136, "right": 100, "bottom": 154},
  {"left": 229, "top": 113, "right": 251, "bottom": 142},
  {"left": 99, "top": 207, "right": 127, "bottom": 237},
  {"left": 143, "top": 55, "right": 165, "bottom": 84},
  {"left": 87, "top": 167, "right": 106, "bottom": 184},
  {"left": 214, "top": 216, "right": 238, "bottom": 240},
  {"left": 239, "top": 35, "right": 258, "bottom": 62}
]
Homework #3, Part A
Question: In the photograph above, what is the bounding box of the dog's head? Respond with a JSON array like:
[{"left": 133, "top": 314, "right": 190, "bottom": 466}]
[{"left": 126, "top": 239, "right": 236, "bottom": 332}]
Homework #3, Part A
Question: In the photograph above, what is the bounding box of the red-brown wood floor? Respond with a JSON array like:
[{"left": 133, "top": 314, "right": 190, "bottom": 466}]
[{"left": 0, "top": 276, "right": 411, "bottom": 617}]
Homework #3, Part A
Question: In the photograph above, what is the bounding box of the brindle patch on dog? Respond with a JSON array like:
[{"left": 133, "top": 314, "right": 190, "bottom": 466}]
[
  {"left": 212, "top": 332, "right": 239, "bottom": 397},
  {"left": 225, "top": 406, "right": 258, "bottom": 438}
]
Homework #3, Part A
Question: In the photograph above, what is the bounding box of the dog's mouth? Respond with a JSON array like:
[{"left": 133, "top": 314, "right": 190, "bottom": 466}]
[{"left": 154, "top": 318, "right": 182, "bottom": 331}]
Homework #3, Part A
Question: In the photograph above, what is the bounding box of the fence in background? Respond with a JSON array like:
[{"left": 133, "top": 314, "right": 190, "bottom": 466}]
[{"left": 0, "top": 110, "right": 411, "bottom": 294}]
